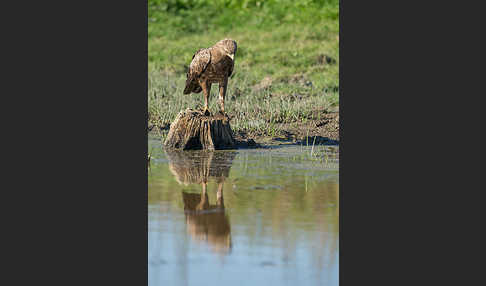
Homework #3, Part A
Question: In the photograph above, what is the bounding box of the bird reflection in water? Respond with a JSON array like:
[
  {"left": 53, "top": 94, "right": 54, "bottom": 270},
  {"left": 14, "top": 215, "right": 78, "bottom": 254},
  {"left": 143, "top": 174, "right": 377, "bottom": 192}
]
[{"left": 165, "top": 150, "right": 237, "bottom": 255}]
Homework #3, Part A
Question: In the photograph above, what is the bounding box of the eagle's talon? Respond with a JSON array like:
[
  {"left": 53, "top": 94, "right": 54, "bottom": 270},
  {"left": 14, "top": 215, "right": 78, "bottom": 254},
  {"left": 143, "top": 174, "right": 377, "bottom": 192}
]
[{"left": 203, "top": 109, "right": 210, "bottom": 116}]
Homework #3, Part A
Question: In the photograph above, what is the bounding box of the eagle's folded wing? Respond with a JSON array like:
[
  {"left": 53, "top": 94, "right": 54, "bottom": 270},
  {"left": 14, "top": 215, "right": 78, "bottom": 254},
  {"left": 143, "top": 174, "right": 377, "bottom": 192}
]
[
  {"left": 184, "top": 48, "right": 211, "bottom": 94},
  {"left": 189, "top": 48, "right": 211, "bottom": 77}
]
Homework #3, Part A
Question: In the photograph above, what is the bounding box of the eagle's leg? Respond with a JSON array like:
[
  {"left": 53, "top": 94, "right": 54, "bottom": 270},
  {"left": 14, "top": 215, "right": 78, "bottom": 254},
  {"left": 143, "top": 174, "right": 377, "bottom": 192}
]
[
  {"left": 196, "top": 182, "right": 209, "bottom": 211},
  {"left": 216, "top": 181, "right": 224, "bottom": 209},
  {"left": 218, "top": 78, "right": 228, "bottom": 114},
  {"left": 200, "top": 80, "right": 210, "bottom": 116}
]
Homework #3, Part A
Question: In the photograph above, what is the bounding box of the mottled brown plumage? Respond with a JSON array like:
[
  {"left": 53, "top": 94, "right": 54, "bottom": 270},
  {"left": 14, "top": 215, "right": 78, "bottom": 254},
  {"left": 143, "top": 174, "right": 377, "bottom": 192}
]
[{"left": 183, "top": 39, "right": 237, "bottom": 115}]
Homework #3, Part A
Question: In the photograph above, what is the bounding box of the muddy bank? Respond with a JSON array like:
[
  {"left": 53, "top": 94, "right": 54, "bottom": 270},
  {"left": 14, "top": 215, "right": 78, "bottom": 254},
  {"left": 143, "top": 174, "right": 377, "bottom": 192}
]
[
  {"left": 149, "top": 111, "right": 339, "bottom": 146},
  {"left": 233, "top": 111, "right": 339, "bottom": 145}
]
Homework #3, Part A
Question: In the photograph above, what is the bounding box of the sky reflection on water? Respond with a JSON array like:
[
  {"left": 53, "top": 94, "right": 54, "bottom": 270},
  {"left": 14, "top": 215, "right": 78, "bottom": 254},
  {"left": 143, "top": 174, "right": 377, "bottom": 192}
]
[{"left": 148, "top": 140, "right": 339, "bottom": 286}]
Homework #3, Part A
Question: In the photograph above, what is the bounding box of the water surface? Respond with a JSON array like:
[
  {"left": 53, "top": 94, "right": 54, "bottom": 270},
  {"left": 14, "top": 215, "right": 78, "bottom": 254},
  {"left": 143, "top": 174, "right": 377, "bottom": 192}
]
[{"left": 149, "top": 137, "right": 339, "bottom": 286}]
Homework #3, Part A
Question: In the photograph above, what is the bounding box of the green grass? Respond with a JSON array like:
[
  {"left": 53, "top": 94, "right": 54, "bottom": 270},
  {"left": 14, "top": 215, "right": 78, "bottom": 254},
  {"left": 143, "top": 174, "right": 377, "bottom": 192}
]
[{"left": 148, "top": 0, "right": 339, "bottom": 136}]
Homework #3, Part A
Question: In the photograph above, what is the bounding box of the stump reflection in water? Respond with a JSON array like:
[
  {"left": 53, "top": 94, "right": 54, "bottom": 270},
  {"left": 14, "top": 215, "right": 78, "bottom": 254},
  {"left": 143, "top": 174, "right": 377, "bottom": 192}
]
[{"left": 165, "top": 149, "right": 237, "bottom": 255}]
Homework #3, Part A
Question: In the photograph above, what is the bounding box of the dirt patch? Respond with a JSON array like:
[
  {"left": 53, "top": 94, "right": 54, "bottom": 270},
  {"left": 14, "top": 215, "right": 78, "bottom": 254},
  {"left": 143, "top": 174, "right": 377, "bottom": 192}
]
[
  {"left": 252, "top": 76, "right": 273, "bottom": 92},
  {"left": 316, "top": 54, "right": 336, "bottom": 65},
  {"left": 230, "top": 111, "right": 339, "bottom": 146},
  {"left": 289, "top": 74, "right": 313, "bottom": 87},
  {"left": 274, "top": 111, "right": 339, "bottom": 143},
  {"left": 279, "top": 73, "right": 313, "bottom": 88}
]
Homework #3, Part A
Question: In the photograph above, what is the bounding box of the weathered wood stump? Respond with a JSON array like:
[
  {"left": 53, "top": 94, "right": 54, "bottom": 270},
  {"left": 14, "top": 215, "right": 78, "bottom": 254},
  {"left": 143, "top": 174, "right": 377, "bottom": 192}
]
[{"left": 164, "top": 108, "right": 236, "bottom": 150}]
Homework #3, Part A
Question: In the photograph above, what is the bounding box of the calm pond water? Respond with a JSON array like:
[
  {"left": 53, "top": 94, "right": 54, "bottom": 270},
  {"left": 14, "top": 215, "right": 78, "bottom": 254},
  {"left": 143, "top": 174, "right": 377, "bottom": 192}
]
[{"left": 148, "top": 137, "right": 339, "bottom": 286}]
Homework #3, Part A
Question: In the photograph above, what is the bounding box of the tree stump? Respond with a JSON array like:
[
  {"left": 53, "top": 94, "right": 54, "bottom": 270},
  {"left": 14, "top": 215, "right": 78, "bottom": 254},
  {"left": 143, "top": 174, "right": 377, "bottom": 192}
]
[{"left": 164, "top": 108, "right": 236, "bottom": 150}]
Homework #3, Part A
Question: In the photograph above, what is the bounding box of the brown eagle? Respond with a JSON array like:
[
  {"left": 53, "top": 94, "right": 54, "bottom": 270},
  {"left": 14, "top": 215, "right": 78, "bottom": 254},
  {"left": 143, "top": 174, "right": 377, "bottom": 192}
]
[{"left": 183, "top": 39, "right": 237, "bottom": 115}]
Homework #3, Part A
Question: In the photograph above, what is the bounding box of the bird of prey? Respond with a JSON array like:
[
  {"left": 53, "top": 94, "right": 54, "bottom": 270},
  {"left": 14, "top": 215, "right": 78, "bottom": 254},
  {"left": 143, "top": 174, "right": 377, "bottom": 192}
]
[{"left": 183, "top": 39, "right": 237, "bottom": 115}]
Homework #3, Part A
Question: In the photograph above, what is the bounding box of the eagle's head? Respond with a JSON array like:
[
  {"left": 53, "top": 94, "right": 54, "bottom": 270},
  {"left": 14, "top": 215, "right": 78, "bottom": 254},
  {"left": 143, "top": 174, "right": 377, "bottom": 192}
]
[{"left": 216, "top": 38, "right": 237, "bottom": 60}]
